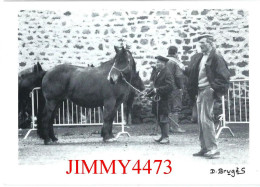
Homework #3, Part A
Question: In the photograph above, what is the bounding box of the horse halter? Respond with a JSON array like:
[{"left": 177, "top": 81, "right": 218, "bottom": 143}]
[{"left": 107, "top": 50, "right": 132, "bottom": 81}]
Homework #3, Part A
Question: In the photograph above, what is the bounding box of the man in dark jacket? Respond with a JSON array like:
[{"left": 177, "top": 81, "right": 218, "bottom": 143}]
[
  {"left": 166, "top": 46, "right": 186, "bottom": 133},
  {"left": 183, "top": 34, "right": 230, "bottom": 158},
  {"left": 148, "top": 56, "right": 174, "bottom": 144}
]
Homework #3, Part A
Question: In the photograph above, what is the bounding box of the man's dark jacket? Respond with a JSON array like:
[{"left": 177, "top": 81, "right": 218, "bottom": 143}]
[
  {"left": 149, "top": 67, "right": 174, "bottom": 116},
  {"left": 184, "top": 49, "right": 231, "bottom": 103},
  {"left": 166, "top": 60, "right": 185, "bottom": 90}
]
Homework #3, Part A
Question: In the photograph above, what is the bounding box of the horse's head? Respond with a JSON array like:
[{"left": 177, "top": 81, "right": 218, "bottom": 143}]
[
  {"left": 131, "top": 71, "right": 145, "bottom": 91},
  {"left": 19, "top": 62, "right": 46, "bottom": 92},
  {"left": 19, "top": 62, "right": 46, "bottom": 122},
  {"left": 107, "top": 46, "right": 136, "bottom": 84}
]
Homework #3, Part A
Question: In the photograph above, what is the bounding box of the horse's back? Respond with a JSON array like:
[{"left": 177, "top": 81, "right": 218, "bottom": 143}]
[
  {"left": 42, "top": 64, "right": 76, "bottom": 99},
  {"left": 41, "top": 64, "right": 109, "bottom": 106}
]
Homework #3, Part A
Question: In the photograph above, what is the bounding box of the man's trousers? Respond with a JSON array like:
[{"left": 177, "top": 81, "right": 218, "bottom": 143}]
[{"left": 196, "top": 87, "right": 218, "bottom": 151}]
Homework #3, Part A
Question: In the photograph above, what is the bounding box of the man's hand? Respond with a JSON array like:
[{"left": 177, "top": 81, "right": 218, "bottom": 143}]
[
  {"left": 179, "top": 64, "right": 187, "bottom": 71},
  {"left": 146, "top": 88, "right": 156, "bottom": 97}
]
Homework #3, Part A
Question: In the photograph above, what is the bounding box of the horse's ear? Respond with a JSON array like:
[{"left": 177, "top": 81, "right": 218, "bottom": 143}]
[
  {"left": 121, "top": 46, "right": 125, "bottom": 52},
  {"left": 114, "top": 46, "right": 119, "bottom": 53},
  {"left": 33, "top": 64, "right": 37, "bottom": 73},
  {"left": 37, "top": 62, "right": 43, "bottom": 72}
]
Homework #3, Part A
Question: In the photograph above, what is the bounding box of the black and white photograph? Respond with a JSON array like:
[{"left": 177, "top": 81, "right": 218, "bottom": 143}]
[{"left": 1, "top": 1, "right": 260, "bottom": 186}]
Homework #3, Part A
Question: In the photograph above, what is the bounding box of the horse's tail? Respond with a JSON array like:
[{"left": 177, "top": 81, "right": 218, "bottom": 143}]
[{"left": 36, "top": 89, "right": 46, "bottom": 139}]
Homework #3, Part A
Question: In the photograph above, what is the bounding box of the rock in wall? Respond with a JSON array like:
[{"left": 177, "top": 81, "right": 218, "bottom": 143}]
[{"left": 18, "top": 9, "right": 249, "bottom": 124}]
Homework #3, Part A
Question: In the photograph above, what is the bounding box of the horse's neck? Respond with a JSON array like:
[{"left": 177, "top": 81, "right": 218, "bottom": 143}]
[{"left": 97, "top": 59, "right": 114, "bottom": 74}]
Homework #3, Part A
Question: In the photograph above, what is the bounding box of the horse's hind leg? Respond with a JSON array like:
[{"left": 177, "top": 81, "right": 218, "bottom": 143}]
[
  {"left": 41, "top": 106, "right": 51, "bottom": 144},
  {"left": 41, "top": 100, "right": 58, "bottom": 145},
  {"left": 48, "top": 110, "right": 58, "bottom": 142},
  {"left": 48, "top": 101, "right": 63, "bottom": 142}
]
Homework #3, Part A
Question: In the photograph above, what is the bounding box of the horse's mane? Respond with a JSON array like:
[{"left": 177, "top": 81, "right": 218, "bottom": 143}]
[
  {"left": 99, "top": 58, "right": 114, "bottom": 68},
  {"left": 132, "top": 58, "right": 137, "bottom": 72},
  {"left": 126, "top": 50, "right": 137, "bottom": 73}
]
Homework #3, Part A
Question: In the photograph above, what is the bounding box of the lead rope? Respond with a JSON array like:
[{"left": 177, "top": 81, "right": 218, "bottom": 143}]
[
  {"left": 107, "top": 62, "right": 115, "bottom": 80},
  {"left": 121, "top": 72, "right": 160, "bottom": 102},
  {"left": 120, "top": 71, "right": 160, "bottom": 133}
]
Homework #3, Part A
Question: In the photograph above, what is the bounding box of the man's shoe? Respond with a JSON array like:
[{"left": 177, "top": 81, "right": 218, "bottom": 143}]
[
  {"left": 193, "top": 149, "right": 208, "bottom": 157},
  {"left": 159, "top": 137, "right": 170, "bottom": 144},
  {"left": 204, "top": 150, "right": 220, "bottom": 158}
]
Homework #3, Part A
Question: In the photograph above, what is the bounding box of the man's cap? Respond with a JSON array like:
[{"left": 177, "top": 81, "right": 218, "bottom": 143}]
[
  {"left": 197, "top": 34, "right": 214, "bottom": 41},
  {"left": 167, "top": 46, "right": 178, "bottom": 57},
  {"left": 155, "top": 55, "right": 169, "bottom": 63}
]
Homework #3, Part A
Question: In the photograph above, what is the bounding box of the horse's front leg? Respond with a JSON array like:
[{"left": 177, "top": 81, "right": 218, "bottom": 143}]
[
  {"left": 102, "top": 99, "right": 116, "bottom": 141},
  {"left": 108, "top": 116, "right": 116, "bottom": 138},
  {"left": 107, "top": 102, "right": 123, "bottom": 139}
]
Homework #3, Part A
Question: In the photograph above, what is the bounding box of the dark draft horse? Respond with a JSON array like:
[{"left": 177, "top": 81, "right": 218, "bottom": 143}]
[
  {"left": 38, "top": 46, "right": 137, "bottom": 145},
  {"left": 18, "top": 62, "right": 46, "bottom": 128}
]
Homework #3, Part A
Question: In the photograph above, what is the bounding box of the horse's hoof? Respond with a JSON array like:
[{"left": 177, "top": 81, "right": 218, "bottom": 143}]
[
  {"left": 52, "top": 137, "right": 58, "bottom": 142},
  {"left": 44, "top": 139, "right": 51, "bottom": 145},
  {"left": 103, "top": 138, "right": 117, "bottom": 143}
]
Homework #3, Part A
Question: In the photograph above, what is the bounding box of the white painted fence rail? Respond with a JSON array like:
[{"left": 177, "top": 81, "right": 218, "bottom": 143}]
[
  {"left": 24, "top": 87, "right": 130, "bottom": 139},
  {"left": 216, "top": 79, "right": 249, "bottom": 138}
]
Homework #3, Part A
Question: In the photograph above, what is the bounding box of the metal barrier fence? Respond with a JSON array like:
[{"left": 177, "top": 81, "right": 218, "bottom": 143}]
[
  {"left": 216, "top": 79, "right": 249, "bottom": 138},
  {"left": 24, "top": 87, "right": 130, "bottom": 139},
  {"left": 23, "top": 79, "right": 249, "bottom": 139}
]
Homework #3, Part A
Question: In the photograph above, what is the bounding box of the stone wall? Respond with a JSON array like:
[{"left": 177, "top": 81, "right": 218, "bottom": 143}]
[{"left": 18, "top": 9, "right": 249, "bottom": 124}]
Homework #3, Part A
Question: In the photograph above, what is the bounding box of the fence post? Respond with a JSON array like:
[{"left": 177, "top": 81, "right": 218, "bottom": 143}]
[
  {"left": 115, "top": 103, "right": 130, "bottom": 139},
  {"left": 216, "top": 79, "right": 249, "bottom": 138},
  {"left": 24, "top": 87, "right": 41, "bottom": 139}
]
